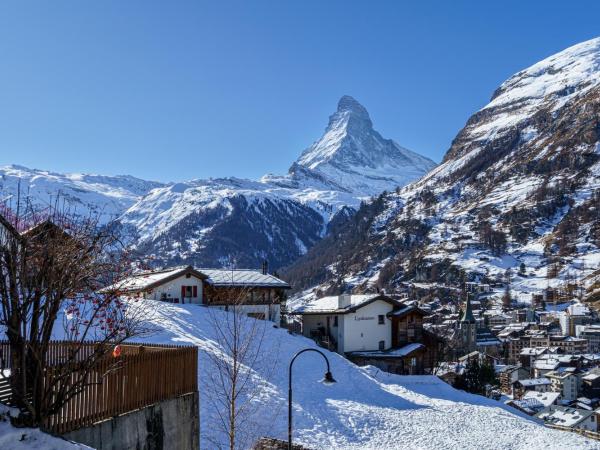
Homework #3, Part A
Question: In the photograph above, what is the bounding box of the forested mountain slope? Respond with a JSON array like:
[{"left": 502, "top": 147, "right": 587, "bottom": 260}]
[{"left": 284, "top": 37, "right": 600, "bottom": 303}]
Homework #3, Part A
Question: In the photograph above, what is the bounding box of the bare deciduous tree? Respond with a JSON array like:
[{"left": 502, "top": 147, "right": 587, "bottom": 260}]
[
  {"left": 204, "top": 268, "right": 281, "bottom": 450},
  {"left": 0, "top": 199, "right": 150, "bottom": 428}
]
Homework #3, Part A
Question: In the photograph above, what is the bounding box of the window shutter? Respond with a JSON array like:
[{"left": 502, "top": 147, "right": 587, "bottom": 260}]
[
  {"left": 181, "top": 286, "right": 186, "bottom": 299},
  {"left": 193, "top": 286, "right": 198, "bottom": 298}
]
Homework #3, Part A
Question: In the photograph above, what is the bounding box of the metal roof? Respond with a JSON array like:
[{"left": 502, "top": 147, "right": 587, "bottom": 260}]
[
  {"left": 199, "top": 269, "right": 290, "bottom": 288},
  {"left": 104, "top": 265, "right": 289, "bottom": 292}
]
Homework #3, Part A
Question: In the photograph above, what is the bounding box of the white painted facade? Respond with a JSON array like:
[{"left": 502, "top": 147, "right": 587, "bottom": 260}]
[
  {"left": 141, "top": 274, "right": 204, "bottom": 304},
  {"left": 340, "top": 300, "right": 393, "bottom": 353},
  {"left": 299, "top": 297, "right": 394, "bottom": 354},
  {"left": 549, "top": 372, "right": 579, "bottom": 402}
]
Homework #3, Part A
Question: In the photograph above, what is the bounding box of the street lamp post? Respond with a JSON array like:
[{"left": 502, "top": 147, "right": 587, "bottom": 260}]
[{"left": 288, "top": 348, "right": 336, "bottom": 450}]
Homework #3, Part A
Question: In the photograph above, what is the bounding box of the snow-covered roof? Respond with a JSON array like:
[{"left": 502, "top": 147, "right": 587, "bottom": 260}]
[
  {"left": 199, "top": 268, "right": 290, "bottom": 288},
  {"left": 105, "top": 265, "right": 289, "bottom": 292},
  {"left": 582, "top": 373, "right": 600, "bottom": 381},
  {"left": 390, "top": 304, "right": 428, "bottom": 318},
  {"left": 521, "top": 347, "right": 548, "bottom": 356},
  {"left": 533, "top": 360, "right": 560, "bottom": 371},
  {"left": 523, "top": 390, "right": 560, "bottom": 407},
  {"left": 108, "top": 266, "right": 204, "bottom": 292},
  {"left": 348, "top": 343, "right": 425, "bottom": 359},
  {"left": 517, "top": 378, "right": 551, "bottom": 387},
  {"left": 546, "top": 370, "right": 576, "bottom": 380},
  {"left": 292, "top": 294, "right": 399, "bottom": 314},
  {"left": 537, "top": 406, "right": 594, "bottom": 427}
]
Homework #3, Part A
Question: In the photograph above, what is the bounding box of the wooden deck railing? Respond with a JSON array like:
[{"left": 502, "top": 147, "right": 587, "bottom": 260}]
[{"left": 0, "top": 341, "right": 198, "bottom": 434}]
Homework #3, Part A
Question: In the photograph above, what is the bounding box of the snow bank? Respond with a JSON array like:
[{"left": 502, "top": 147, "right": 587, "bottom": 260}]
[
  {"left": 126, "top": 301, "right": 599, "bottom": 449},
  {"left": 0, "top": 404, "right": 91, "bottom": 450}
]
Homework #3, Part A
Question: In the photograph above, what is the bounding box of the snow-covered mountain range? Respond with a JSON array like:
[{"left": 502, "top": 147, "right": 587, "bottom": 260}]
[
  {"left": 0, "top": 165, "right": 164, "bottom": 222},
  {"left": 285, "top": 37, "right": 600, "bottom": 303},
  {"left": 0, "top": 96, "right": 435, "bottom": 269}
]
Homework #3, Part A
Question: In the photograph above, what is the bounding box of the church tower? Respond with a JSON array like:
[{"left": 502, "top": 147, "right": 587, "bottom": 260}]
[{"left": 458, "top": 294, "right": 477, "bottom": 353}]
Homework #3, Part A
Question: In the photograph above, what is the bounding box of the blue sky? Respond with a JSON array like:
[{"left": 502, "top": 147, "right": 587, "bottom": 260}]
[{"left": 0, "top": 1, "right": 598, "bottom": 182}]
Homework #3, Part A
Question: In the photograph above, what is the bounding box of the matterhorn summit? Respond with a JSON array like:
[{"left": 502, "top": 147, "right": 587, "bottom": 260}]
[{"left": 293, "top": 96, "right": 436, "bottom": 196}]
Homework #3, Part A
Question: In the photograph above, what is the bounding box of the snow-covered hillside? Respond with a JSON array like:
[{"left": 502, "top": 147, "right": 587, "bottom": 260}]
[
  {"left": 0, "top": 165, "right": 163, "bottom": 223},
  {"left": 285, "top": 37, "right": 600, "bottom": 302},
  {"left": 130, "top": 301, "right": 597, "bottom": 449}
]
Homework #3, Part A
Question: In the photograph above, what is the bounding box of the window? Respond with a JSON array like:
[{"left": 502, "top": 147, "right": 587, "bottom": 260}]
[
  {"left": 378, "top": 340, "right": 385, "bottom": 351},
  {"left": 378, "top": 315, "right": 385, "bottom": 325},
  {"left": 333, "top": 316, "right": 338, "bottom": 327}
]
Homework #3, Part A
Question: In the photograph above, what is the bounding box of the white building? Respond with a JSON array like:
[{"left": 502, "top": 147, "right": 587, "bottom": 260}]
[
  {"left": 104, "top": 265, "right": 290, "bottom": 323},
  {"left": 559, "top": 303, "right": 593, "bottom": 336},
  {"left": 576, "top": 325, "right": 600, "bottom": 353},
  {"left": 547, "top": 370, "right": 579, "bottom": 402},
  {"left": 291, "top": 294, "right": 402, "bottom": 353}
]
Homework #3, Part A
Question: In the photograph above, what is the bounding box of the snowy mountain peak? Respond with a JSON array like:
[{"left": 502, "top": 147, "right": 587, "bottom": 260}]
[
  {"left": 491, "top": 36, "right": 600, "bottom": 106},
  {"left": 334, "top": 95, "right": 372, "bottom": 126},
  {"left": 445, "top": 37, "right": 600, "bottom": 160},
  {"left": 293, "top": 96, "right": 436, "bottom": 196}
]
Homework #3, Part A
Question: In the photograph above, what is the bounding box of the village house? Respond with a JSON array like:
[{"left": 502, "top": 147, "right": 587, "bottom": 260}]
[
  {"left": 582, "top": 372, "right": 600, "bottom": 398},
  {"left": 506, "top": 391, "right": 560, "bottom": 416},
  {"left": 536, "top": 406, "right": 598, "bottom": 432},
  {"left": 559, "top": 304, "right": 594, "bottom": 336},
  {"left": 576, "top": 325, "right": 600, "bottom": 352},
  {"left": 107, "top": 265, "right": 290, "bottom": 323},
  {"left": 498, "top": 365, "right": 530, "bottom": 394},
  {"left": 546, "top": 369, "right": 580, "bottom": 402},
  {"left": 512, "top": 378, "right": 552, "bottom": 399},
  {"left": 291, "top": 294, "right": 438, "bottom": 374}
]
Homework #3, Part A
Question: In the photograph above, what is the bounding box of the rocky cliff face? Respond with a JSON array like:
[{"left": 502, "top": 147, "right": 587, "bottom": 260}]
[{"left": 284, "top": 38, "right": 600, "bottom": 303}]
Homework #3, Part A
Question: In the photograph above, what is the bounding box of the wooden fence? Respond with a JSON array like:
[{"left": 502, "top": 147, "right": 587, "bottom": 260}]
[{"left": 0, "top": 341, "right": 198, "bottom": 434}]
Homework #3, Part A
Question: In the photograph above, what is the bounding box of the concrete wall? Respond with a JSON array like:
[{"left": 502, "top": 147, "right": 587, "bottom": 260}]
[{"left": 65, "top": 392, "right": 199, "bottom": 450}]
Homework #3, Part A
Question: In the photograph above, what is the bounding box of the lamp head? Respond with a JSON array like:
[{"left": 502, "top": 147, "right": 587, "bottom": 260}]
[{"left": 321, "top": 371, "right": 336, "bottom": 385}]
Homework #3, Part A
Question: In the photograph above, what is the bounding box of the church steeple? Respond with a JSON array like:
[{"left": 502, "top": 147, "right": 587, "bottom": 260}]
[{"left": 460, "top": 294, "right": 476, "bottom": 324}]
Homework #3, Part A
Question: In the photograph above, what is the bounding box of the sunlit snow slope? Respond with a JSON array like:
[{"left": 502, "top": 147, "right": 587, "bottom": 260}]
[{"left": 135, "top": 302, "right": 597, "bottom": 450}]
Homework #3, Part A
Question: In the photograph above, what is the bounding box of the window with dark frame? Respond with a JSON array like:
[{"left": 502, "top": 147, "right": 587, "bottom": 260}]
[
  {"left": 378, "top": 340, "right": 385, "bottom": 351},
  {"left": 333, "top": 316, "right": 338, "bottom": 327},
  {"left": 378, "top": 315, "right": 385, "bottom": 325}
]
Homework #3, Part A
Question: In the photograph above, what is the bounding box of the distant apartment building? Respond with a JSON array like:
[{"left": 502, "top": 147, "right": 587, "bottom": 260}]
[
  {"left": 513, "top": 378, "right": 552, "bottom": 399},
  {"left": 559, "top": 304, "right": 593, "bottom": 336},
  {"left": 576, "top": 325, "right": 600, "bottom": 353},
  {"left": 547, "top": 370, "right": 579, "bottom": 402}
]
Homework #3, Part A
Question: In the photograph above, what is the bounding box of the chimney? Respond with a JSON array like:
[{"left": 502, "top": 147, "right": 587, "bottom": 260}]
[
  {"left": 338, "top": 294, "right": 352, "bottom": 309},
  {"left": 261, "top": 260, "right": 268, "bottom": 275}
]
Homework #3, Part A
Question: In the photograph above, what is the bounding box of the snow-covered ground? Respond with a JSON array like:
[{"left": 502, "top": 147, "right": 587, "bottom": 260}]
[
  {"left": 123, "top": 301, "right": 599, "bottom": 449},
  {"left": 0, "top": 404, "right": 91, "bottom": 450}
]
